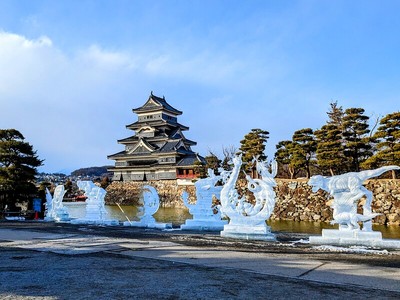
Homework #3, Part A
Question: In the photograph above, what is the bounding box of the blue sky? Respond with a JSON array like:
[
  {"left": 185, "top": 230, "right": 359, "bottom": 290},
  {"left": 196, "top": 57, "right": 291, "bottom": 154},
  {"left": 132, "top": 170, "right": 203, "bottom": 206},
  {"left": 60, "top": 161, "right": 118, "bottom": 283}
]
[{"left": 1, "top": 0, "right": 399, "bottom": 173}]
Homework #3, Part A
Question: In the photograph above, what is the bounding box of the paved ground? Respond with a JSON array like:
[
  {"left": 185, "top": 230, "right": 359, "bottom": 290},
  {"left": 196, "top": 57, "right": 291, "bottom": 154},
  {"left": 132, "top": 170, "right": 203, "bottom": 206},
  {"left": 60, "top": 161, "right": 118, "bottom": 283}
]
[{"left": 0, "top": 221, "right": 400, "bottom": 299}]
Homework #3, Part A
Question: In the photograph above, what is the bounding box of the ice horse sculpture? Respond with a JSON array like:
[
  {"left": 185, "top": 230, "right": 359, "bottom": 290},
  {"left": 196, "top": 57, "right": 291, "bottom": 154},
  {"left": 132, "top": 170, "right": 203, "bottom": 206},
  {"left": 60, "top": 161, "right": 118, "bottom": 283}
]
[
  {"left": 180, "top": 169, "right": 228, "bottom": 231},
  {"left": 70, "top": 181, "right": 119, "bottom": 225},
  {"left": 44, "top": 185, "right": 70, "bottom": 222},
  {"left": 123, "top": 185, "right": 172, "bottom": 229},
  {"left": 220, "top": 155, "right": 277, "bottom": 241},
  {"left": 308, "top": 165, "right": 400, "bottom": 248}
]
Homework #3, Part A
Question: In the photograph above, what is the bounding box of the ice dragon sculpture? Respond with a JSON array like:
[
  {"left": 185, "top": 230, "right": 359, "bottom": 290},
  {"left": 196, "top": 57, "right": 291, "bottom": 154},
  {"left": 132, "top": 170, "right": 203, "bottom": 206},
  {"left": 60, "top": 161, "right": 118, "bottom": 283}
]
[
  {"left": 308, "top": 165, "right": 400, "bottom": 231},
  {"left": 219, "top": 154, "right": 277, "bottom": 240}
]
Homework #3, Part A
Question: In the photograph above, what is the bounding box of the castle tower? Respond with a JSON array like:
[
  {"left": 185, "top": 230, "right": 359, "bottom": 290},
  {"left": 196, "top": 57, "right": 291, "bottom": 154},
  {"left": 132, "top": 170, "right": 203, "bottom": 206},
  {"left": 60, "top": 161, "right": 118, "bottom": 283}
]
[{"left": 108, "top": 92, "right": 205, "bottom": 181}]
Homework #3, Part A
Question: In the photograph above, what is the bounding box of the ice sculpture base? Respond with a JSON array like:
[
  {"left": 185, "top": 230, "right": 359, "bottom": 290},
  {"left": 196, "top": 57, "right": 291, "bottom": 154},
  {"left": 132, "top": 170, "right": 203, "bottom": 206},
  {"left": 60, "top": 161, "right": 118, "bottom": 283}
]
[
  {"left": 221, "top": 224, "right": 276, "bottom": 241},
  {"left": 180, "top": 219, "right": 228, "bottom": 231},
  {"left": 44, "top": 217, "right": 70, "bottom": 223},
  {"left": 309, "top": 229, "right": 400, "bottom": 249},
  {"left": 123, "top": 220, "right": 172, "bottom": 229},
  {"left": 70, "top": 219, "right": 120, "bottom": 226},
  {"left": 5, "top": 216, "right": 25, "bottom": 221}
]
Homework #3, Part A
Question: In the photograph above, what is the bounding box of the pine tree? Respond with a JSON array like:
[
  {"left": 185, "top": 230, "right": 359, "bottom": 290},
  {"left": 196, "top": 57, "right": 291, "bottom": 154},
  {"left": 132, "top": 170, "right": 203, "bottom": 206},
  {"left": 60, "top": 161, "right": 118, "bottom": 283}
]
[
  {"left": 0, "top": 129, "right": 43, "bottom": 211},
  {"left": 342, "top": 108, "right": 373, "bottom": 172},
  {"left": 239, "top": 128, "right": 269, "bottom": 174},
  {"left": 315, "top": 124, "right": 347, "bottom": 175},
  {"left": 362, "top": 112, "right": 400, "bottom": 178},
  {"left": 291, "top": 128, "right": 316, "bottom": 178},
  {"left": 204, "top": 152, "right": 221, "bottom": 174},
  {"left": 327, "top": 101, "right": 344, "bottom": 127},
  {"left": 275, "top": 140, "right": 300, "bottom": 179}
]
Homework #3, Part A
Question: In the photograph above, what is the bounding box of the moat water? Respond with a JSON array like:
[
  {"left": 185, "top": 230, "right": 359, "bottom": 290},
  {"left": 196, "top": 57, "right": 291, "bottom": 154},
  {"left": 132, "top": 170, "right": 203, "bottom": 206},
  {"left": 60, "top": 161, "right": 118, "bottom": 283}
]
[{"left": 63, "top": 203, "right": 400, "bottom": 239}]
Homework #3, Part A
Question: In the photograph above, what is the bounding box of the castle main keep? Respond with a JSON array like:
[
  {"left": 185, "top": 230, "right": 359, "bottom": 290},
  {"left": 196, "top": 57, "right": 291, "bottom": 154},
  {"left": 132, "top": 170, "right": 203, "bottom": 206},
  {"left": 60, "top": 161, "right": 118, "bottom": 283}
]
[{"left": 108, "top": 92, "right": 205, "bottom": 181}]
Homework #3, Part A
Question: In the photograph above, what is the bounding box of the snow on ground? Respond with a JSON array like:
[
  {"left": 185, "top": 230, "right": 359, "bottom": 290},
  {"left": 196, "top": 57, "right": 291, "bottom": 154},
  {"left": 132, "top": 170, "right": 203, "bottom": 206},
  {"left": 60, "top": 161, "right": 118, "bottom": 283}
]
[{"left": 313, "top": 245, "right": 391, "bottom": 255}]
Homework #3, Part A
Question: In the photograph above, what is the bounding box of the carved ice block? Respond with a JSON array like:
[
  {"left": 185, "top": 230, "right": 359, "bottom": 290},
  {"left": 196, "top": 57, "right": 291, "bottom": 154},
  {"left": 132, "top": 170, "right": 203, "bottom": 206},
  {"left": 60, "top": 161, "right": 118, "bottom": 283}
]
[
  {"left": 180, "top": 219, "right": 227, "bottom": 231},
  {"left": 310, "top": 229, "right": 390, "bottom": 247},
  {"left": 221, "top": 223, "right": 276, "bottom": 241}
]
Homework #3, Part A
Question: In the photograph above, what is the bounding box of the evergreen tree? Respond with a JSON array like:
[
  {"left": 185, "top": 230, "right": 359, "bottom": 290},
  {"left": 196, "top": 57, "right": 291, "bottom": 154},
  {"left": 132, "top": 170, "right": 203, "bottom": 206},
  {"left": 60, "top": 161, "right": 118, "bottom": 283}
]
[
  {"left": 204, "top": 151, "right": 222, "bottom": 174},
  {"left": 362, "top": 112, "right": 400, "bottom": 178},
  {"left": 315, "top": 124, "right": 347, "bottom": 175},
  {"left": 327, "top": 101, "right": 344, "bottom": 127},
  {"left": 291, "top": 128, "right": 316, "bottom": 178},
  {"left": 0, "top": 129, "right": 43, "bottom": 211},
  {"left": 239, "top": 128, "right": 269, "bottom": 173},
  {"left": 342, "top": 108, "right": 373, "bottom": 172},
  {"left": 275, "top": 140, "right": 300, "bottom": 179}
]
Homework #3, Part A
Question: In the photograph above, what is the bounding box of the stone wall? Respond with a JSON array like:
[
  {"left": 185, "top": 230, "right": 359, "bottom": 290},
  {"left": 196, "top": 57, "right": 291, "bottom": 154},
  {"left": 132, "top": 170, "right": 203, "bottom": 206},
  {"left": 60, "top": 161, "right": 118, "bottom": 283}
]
[
  {"left": 272, "top": 179, "right": 332, "bottom": 223},
  {"left": 105, "top": 179, "right": 400, "bottom": 226}
]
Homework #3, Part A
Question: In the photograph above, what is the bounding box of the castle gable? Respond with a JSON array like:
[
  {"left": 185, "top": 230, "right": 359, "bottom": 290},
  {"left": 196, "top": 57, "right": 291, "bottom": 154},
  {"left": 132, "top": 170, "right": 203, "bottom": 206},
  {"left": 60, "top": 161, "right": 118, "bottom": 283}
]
[
  {"left": 127, "top": 138, "right": 155, "bottom": 154},
  {"left": 136, "top": 126, "right": 155, "bottom": 138},
  {"left": 133, "top": 92, "right": 182, "bottom": 116}
]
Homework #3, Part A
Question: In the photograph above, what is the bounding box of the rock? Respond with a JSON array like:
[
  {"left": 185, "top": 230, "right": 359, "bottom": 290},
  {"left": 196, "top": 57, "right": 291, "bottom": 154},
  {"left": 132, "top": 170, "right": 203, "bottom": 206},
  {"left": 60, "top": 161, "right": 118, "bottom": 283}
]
[
  {"left": 313, "top": 214, "right": 321, "bottom": 221},
  {"left": 388, "top": 213, "right": 400, "bottom": 223}
]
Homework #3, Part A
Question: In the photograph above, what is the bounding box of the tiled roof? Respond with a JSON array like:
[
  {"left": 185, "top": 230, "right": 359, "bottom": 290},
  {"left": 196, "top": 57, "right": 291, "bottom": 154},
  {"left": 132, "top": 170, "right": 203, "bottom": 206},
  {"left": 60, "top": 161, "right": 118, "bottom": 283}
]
[
  {"left": 117, "top": 136, "right": 139, "bottom": 143},
  {"left": 159, "top": 140, "right": 181, "bottom": 153},
  {"left": 107, "top": 151, "right": 127, "bottom": 159},
  {"left": 132, "top": 93, "right": 182, "bottom": 115},
  {"left": 126, "top": 119, "right": 189, "bottom": 131},
  {"left": 176, "top": 154, "right": 205, "bottom": 166}
]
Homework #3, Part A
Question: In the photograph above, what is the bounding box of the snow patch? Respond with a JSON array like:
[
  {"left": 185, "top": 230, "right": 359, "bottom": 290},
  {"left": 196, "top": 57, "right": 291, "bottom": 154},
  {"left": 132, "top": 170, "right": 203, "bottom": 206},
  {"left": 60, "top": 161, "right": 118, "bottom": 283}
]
[{"left": 313, "top": 245, "right": 391, "bottom": 255}]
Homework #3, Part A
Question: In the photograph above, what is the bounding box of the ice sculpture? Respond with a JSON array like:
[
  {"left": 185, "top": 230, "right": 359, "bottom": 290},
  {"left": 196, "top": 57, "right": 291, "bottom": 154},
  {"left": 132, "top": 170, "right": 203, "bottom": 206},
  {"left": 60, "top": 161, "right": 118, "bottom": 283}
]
[
  {"left": 70, "top": 181, "right": 119, "bottom": 225},
  {"left": 123, "top": 185, "right": 172, "bottom": 229},
  {"left": 219, "top": 155, "right": 277, "bottom": 241},
  {"left": 44, "top": 185, "right": 70, "bottom": 222},
  {"left": 44, "top": 188, "right": 53, "bottom": 220},
  {"left": 308, "top": 166, "right": 400, "bottom": 248},
  {"left": 180, "top": 169, "right": 228, "bottom": 231}
]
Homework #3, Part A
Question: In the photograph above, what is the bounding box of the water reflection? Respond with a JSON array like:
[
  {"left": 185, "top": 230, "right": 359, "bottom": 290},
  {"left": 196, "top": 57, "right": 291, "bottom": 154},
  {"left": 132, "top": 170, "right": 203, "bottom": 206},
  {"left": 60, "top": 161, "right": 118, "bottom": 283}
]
[
  {"left": 63, "top": 203, "right": 400, "bottom": 239},
  {"left": 268, "top": 219, "right": 335, "bottom": 235}
]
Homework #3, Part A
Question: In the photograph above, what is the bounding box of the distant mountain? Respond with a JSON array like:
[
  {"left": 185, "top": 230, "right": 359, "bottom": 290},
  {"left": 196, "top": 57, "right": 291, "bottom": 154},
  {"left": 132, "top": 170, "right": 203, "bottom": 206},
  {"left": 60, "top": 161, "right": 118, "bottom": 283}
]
[{"left": 71, "top": 166, "right": 113, "bottom": 177}]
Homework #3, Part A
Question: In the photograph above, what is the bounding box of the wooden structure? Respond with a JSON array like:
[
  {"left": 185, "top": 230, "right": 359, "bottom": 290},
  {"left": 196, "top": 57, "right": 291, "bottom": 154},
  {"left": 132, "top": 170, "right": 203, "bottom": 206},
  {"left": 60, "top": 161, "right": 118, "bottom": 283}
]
[{"left": 108, "top": 92, "right": 205, "bottom": 181}]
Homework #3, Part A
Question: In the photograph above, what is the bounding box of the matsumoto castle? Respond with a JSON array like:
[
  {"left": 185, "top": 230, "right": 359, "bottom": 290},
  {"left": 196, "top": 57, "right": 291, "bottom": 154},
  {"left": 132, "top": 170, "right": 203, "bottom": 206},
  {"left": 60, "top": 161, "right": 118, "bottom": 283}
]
[{"left": 108, "top": 92, "right": 205, "bottom": 181}]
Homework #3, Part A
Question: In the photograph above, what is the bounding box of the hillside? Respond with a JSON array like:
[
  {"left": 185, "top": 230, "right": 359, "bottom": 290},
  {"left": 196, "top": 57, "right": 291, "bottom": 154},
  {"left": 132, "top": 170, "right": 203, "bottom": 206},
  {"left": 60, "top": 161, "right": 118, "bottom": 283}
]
[{"left": 70, "top": 166, "right": 113, "bottom": 177}]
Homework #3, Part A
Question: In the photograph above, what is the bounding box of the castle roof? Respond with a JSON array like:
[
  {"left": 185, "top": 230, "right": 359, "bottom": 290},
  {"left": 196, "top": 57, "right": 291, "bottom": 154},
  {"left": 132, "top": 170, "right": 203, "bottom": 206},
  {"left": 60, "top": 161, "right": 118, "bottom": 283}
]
[
  {"left": 126, "top": 119, "right": 189, "bottom": 131},
  {"left": 176, "top": 154, "right": 206, "bottom": 166},
  {"left": 132, "top": 92, "right": 182, "bottom": 115}
]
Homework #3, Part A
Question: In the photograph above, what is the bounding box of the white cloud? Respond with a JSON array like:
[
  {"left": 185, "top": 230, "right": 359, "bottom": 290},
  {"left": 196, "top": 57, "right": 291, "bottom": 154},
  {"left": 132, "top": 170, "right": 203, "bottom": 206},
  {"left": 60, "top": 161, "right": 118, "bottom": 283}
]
[
  {"left": 0, "top": 32, "right": 60, "bottom": 98},
  {"left": 0, "top": 31, "right": 255, "bottom": 172},
  {"left": 78, "top": 45, "right": 138, "bottom": 71},
  {"left": 0, "top": 31, "right": 142, "bottom": 172},
  {"left": 143, "top": 51, "right": 247, "bottom": 87}
]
